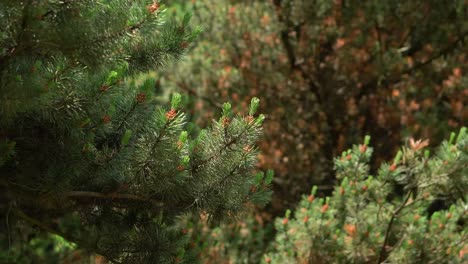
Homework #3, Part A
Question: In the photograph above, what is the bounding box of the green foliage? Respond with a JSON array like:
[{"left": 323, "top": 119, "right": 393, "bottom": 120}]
[
  {"left": 181, "top": 210, "right": 275, "bottom": 264},
  {"left": 171, "top": 169, "right": 274, "bottom": 264},
  {"left": 264, "top": 128, "right": 467, "bottom": 263},
  {"left": 1, "top": 232, "right": 77, "bottom": 264},
  {"left": 159, "top": 0, "right": 468, "bottom": 212},
  {"left": 0, "top": 1, "right": 269, "bottom": 263}
]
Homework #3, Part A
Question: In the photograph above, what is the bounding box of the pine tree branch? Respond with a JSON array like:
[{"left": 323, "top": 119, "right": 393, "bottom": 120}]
[
  {"left": 399, "top": 31, "right": 468, "bottom": 74},
  {"left": 0, "top": 0, "right": 33, "bottom": 71},
  {"left": 38, "top": 0, "right": 75, "bottom": 20},
  {"left": 13, "top": 208, "right": 119, "bottom": 263},
  {"left": 197, "top": 164, "right": 241, "bottom": 209},
  {"left": 116, "top": 101, "right": 138, "bottom": 132},
  {"left": 272, "top": 0, "right": 324, "bottom": 105},
  {"left": 13, "top": 208, "right": 78, "bottom": 244},
  {"left": 135, "top": 115, "right": 176, "bottom": 176},
  {"left": 377, "top": 190, "right": 413, "bottom": 263},
  {"left": 44, "top": 61, "right": 76, "bottom": 90},
  {"left": 214, "top": 153, "right": 247, "bottom": 188},
  {"left": 191, "top": 123, "right": 253, "bottom": 172},
  {"left": 357, "top": 30, "right": 468, "bottom": 100},
  {"left": 63, "top": 14, "right": 152, "bottom": 56},
  {"left": 270, "top": 1, "right": 340, "bottom": 181},
  {"left": 1, "top": 178, "right": 164, "bottom": 209},
  {"left": 66, "top": 191, "right": 164, "bottom": 208}
]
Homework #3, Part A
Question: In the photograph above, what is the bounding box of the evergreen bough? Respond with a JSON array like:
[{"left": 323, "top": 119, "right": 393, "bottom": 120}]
[
  {"left": 264, "top": 129, "right": 467, "bottom": 263},
  {"left": 0, "top": 1, "right": 270, "bottom": 263}
]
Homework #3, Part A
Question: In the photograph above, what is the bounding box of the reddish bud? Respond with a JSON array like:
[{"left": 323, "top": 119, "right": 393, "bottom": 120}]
[
  {"left": 453, "top": 67, "right": 462, "bottom": 77},
  {"left": 146, "top": 3, "right": 160, "bottom": 14},
  {"left": 303, "top": 216, "right": 309, "bottom": 223},
  {"left": 176, "top": 165, "right": 185, "bottom": 171},
  {"left": 250, "top": 185, "right": 257, "bottom": 193},
  {"left": 180, "top": 41, "right": 189, "bottom": 49},
  {"left": 82, "top": 145, "right": 90, "bottom": 153},
  {"left": 460, "top": 246, "right": 468, "bottom": 259},
  {"left": 320, "top": 204, "right": 329, "bottom": 213},
  {"left": 282, "top": 218, "right": 289, "bottom": 225},
  {"left": 413, "top": 214, "right": 420, "bottom": 221},
  {"left": 307, "top": 195, "right": 315, "bottom": 203},
  {"left": 243, "top": 145, "right": 253, "bottom": 153},
  {"left": 361, "top": 185, "right": 368, "bottom": 192},
  {"left": 176, "top": 141, "right": 183, "bottom": 149},
  {"left": 389, "top": 163, "right": 397, "bottom": 172},
  {"left": 346, "top": 154, "right": 352, "bottom": 160},
  {"left": 102, "top": 115, "right": 111, "bottom": 124},
  {"left": 359, "top": 144, "right": 367, "bottom": 153},
  {"left": 344, "top": 224, "right": 357, "bottom": 236},
  {"left": 245, "top": 115, "right": 254, "bottom": 124},
  {"left": 265, "top": 257, "right": 272, "bottom": 263},
  {"left": 339, "top": 187, "right": 345, "bottom": 195},
  {"left": 222, "top": 117, "right": 231, "bottom": 127},
  {"left": 166, "top": 109, "right": 177, "bottom": 120},
  {"left": 446, "top": 212, "right": 452, "bottom": 219},
  {"left": 228, "top": 6, "right": 236, "bottom": 15},
  {"left": 136, "top": 93, "right": 146, "bottom": 104},
  {"left": 100, "top": 85, "right": 109, "bottom": 92}
]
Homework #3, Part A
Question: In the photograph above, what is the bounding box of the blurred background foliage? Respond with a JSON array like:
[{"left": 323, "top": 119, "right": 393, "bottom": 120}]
[
  {"left": 161, "top": 1, "right": 467, "bottom": 262},
  {"left": 161, "top": 0, "right": 467, "bottom": 214}
]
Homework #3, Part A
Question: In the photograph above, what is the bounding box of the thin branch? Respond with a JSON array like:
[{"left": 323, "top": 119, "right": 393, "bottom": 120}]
[
  {"left": 177, "top": 81, "right": 222, "bottom": 109},
  {"left": 61, "top": 13, "right": 152, "bottom": 56},
  {"left": 357, "top": 31, "right": 468, "bottom": 100},
  {"left": 374, "top": 21, "right": 384, "bottom": 64},
  {"left": 191, "top": 121, "right": 256, "bottom": 172},
  {"left": 134, "top": 116, "right": 176, "bottom": 177},
  {"left": 67, "top": 191, "right": 164, "bottom": 208},
  {"left": 377, "top": 190, "right": 413, "bottom": 263},
  {"left": 13, "top": 208, "right": 79, "bottom": 244},
  {"left": 116, "top": 101, "right": 138, "bottom": 132},
  {"left": 13, "top": 208, "right": 118, "bottom": 263},
  {"left": 2, "top": 177, "right": 165, "bottom": 209}
]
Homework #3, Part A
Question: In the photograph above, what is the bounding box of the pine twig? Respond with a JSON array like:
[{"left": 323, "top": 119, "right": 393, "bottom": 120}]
[
  {"left": 377, "top": 191, "right": 413, "bottom": 263},
  {"left": 13, "top": 208, "right": 119, "bottom": 263},
  {"left": 134, "top": 115, "right": 176, "bottom": 177},
  {"left": 191, "top": 121, "right": 255, "bottom": 172},
  {"left": 67, "top": 191, "right": 164, "bottom": 208},
  {"left": 13, "top": 208, "right": 79, "bottom": 244}
]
